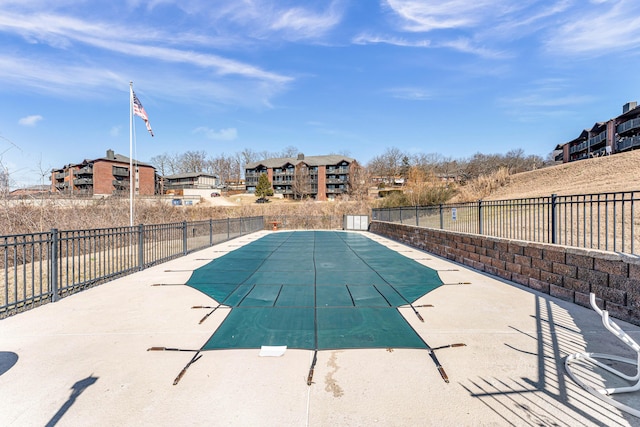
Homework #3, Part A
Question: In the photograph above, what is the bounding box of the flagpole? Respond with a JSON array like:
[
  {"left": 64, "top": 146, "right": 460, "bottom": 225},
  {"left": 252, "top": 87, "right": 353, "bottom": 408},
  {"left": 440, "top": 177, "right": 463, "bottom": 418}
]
[{"left": 129, "top": 81, "right": 134, "bottom": 227}]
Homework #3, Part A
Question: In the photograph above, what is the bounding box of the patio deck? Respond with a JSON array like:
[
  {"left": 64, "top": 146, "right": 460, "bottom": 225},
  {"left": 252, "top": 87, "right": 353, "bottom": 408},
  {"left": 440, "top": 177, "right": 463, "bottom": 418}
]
[{"left": 1, "top": 230, "right": 639, "bottom": 426}]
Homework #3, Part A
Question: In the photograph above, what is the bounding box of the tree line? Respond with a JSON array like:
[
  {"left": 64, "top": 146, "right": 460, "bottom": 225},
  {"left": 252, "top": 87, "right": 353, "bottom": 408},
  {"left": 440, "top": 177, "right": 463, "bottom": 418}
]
[
  {"left": 150, "top": 146, "right": 553, "bottom": 187},
  {"left": 150, "top": 146, "right": 301, "bottom": 185},
  {"left": 367, "top": 147, "right": 552, "bottom": 185}
]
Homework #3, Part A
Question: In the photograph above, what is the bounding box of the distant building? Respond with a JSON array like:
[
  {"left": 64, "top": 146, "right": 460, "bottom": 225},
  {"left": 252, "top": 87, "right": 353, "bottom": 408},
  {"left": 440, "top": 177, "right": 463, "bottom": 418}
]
[
  {"left": 245, "top": 153, "right": 359, "bottom": 201},
  {"left": 555, "top": 102, "right": 640, "bottom": 163},
  {"left": 162, "top": 172, "right": 220, "bottom": 192},
  {"left": 50, "top": 149, "right": 157, "bottom": 196}
]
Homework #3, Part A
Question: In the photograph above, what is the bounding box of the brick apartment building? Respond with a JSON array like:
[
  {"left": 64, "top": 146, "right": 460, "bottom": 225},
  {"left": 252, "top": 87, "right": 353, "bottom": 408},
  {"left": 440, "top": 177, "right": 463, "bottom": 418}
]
[
  {"left": 245, "top": 154, "right": 358, "bottom": 201},
  {"left": 555, "top": 102, "right": 640, "bottom": 163},
  {"left": 51, "top": 149, "right": 157, "bottom": 196}
]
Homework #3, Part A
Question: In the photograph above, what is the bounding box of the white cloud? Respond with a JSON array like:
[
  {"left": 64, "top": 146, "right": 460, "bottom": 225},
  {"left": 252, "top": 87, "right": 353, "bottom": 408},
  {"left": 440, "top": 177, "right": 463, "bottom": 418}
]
[
  {"left": 387, "top": 87, "right": 432, "bottom": 101},
  {"left": 497, "top": 79, "right": 595, "bottom": 120},
  {"left": 212, "top": 0, "right": 344, "bottom": 41},
  {"left": 545, "top": 0, "right": 640, "bottom": 56},
  {"left": 18, "top": 115, "right": 43, "bottom": 126},
  {"left": 0, "top": 11, "right": 291, "bottom": 84},
  {"left": 268, "top": 3, "right": 343, "bottom": 40},
  {"left": 384, "top": 0, "right": 511, "bottom": 32},
  {"left": 352, "top": 33, "right": 430, "bottom": 47},
  {"left": 193, "top": 127, "right": 238, "bottom": 141}
]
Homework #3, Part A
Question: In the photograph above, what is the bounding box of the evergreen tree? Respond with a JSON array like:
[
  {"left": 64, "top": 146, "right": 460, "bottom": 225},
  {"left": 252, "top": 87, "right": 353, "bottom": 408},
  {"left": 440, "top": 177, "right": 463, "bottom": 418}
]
[{"left": 255, "top": 173, "right": 273, "bottom": 198}]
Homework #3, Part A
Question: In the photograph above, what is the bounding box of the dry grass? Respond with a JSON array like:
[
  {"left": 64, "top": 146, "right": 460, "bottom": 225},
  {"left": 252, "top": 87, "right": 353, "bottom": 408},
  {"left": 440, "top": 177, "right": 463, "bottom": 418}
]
[
  {"left": 0, "top": 195, "right": 373, "bottom": 235},
  {"left": 483, "top": 150, "right": 640, "bottom": 200},
  {"left": 452, "top": 167, "right": 512, "bottom": 202}
]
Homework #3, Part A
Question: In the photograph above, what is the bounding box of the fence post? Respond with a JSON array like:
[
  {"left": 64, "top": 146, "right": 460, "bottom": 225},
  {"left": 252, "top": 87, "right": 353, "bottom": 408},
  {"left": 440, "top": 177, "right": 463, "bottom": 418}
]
[
  {"left": 209, "top": 219, "right": 213, "bottom": 246},
  {"left": 551, "top": 193, "right": 558, "bottom": 244},
  {"left": 439, "top": 204, "right": 444, "bottom": 229},
  {"left": 227, "top": 218, "right": 230, "bottom": 240},
  {"left": 415, "top": 206, "right": 419, "bottom": 227},
  {"left": 50, "top": 228, "right": 59, "bottom": 302},
  {"left": 138, "top": 224, "right": 144, "bottom": 270},
  {"left": 182, "top": 221, "right": 188, "bottom": 255},
  {"left": 478, "top": 200, "right": 483, "bottom": 235}
]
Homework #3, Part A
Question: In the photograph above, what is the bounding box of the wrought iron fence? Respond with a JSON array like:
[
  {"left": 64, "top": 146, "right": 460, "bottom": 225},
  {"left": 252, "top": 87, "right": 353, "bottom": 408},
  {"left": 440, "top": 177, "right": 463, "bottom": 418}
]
[
  {"left": 372, "top": 191, "right": 640, "bottom": 255},
  {"left": 263, "top": 215, "right": 345, "bottom": 230},
  {"left": 0, "top": 216, "right": 264, "bottom": 318}
]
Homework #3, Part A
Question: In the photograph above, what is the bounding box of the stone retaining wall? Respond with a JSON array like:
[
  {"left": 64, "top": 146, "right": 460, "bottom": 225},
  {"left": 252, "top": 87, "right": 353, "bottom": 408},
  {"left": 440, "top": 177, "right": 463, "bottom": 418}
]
[{"left": 370, "top": 221, "right": 640, "bottom": 326}]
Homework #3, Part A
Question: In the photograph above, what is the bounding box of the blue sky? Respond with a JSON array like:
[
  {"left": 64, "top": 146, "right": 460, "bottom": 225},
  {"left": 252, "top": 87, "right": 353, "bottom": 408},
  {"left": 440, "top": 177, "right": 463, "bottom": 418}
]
[{"left": 2, "top": 0, "right": 640, "bottom": 188}]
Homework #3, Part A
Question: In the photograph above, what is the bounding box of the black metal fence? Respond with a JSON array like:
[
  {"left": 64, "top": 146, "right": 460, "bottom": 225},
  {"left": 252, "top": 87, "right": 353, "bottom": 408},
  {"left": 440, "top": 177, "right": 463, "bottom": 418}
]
[
  {"left": 264, "top": 215, "right": 345, "bottom": 230},
  {"left": 372, "top": 191, "right": 640, "bottom": 255},
  {"left": 0, "top": 216, "right": 264, "bottom": 318}
]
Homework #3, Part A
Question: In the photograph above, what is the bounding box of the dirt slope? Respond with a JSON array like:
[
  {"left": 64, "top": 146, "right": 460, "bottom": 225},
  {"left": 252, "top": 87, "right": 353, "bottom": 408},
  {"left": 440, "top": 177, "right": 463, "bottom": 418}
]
[{"left": 485, "top": 150, "right": 640, "bottom": 200}]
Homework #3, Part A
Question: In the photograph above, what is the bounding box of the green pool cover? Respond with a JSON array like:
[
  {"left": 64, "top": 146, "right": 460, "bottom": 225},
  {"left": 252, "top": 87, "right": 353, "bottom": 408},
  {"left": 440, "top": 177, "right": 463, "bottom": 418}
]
[{"left": 186, "top": 231, "right": 443, "bottom": 351}]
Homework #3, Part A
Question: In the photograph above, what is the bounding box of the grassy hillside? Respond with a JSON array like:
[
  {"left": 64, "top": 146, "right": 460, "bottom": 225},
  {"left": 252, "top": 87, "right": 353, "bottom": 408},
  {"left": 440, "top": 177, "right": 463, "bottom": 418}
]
[{"left": 484, "top": 150, "right": 640, "bottom": 200}]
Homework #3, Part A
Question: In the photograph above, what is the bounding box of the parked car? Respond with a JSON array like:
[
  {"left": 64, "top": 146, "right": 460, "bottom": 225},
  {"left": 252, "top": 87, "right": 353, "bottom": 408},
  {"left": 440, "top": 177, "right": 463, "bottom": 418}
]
[{"left": 210, "top": 192, "right": 220, "bottom": 197}]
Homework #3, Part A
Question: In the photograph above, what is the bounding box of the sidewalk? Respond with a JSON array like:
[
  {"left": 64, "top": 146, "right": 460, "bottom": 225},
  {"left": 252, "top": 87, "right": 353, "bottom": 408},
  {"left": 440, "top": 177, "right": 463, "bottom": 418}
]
[{"left": 1, "top": 231, "right": 639, "bottom": 426}]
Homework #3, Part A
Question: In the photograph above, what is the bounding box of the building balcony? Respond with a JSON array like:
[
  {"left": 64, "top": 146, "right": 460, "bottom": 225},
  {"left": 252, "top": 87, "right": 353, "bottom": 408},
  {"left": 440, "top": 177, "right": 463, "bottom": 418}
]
[
  {"left": 326, "top": 167, "right": 349, "bottom": 173},
  {"left": 245, "top": 171, "right": 267, "bottom": 179},
  {"left": 326, "top": 187, "right": 347, "bottom": 194},
  {"left": 617, "top": 117, "right": 640, "bottom": 135},
  {"left": 617, "top": 135, "right": 640, "bottom": 152},
  {"left": 76, "top": 166, "right": 93, "bottom": 175},
  {"left": 113, "top": 180, "right": 130, "bottom": 188},
  {"left": 112, "top": 169, "right": 129, "bottom": 177},
  {"left": 74, "top": 178, "right": 93, "bottom": 186},
  {"left": 569, "top": 141, "right": 588, "bottom": 155},
  {"left": 587, "top": 131, "right": 607, "bottom": 148},
  {"left": 326, "top": 178, "right": 348, "bottom": 184}
]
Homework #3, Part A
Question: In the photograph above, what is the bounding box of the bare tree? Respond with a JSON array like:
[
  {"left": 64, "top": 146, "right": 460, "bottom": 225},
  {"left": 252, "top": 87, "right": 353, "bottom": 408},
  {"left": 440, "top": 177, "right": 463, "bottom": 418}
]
[
  {"left": 278, "top": 146, "right": 299, "bottom": 158},
  {"left": 179, "top": 150, "right": 209, "bottom": 173},
  {"left": 347, "top": 162, "right": 370, "bottom": 200},
  {"left": 292, "top": 164, "right": 312, "bottom": 199},
  {"left": 209, "top": 153, "right": 233, "bottom": 185},
  {"left": 149, "top": 153, "right": 174, "bottom": 176},
  {"left": 368, "top": 147, "right": 406, "bottom": 185}
]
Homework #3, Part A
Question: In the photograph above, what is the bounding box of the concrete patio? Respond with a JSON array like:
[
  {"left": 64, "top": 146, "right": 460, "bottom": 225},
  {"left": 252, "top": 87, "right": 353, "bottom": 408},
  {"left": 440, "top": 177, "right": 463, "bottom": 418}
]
[{"left": 1, "top": 230, "right": 639, "bottom": 426}]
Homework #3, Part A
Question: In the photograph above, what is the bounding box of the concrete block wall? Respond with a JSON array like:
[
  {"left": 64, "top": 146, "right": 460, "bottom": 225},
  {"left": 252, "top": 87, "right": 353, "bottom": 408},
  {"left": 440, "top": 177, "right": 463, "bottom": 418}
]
[{"left": 369, "top": 221, "right": 640, "bottom": 326}]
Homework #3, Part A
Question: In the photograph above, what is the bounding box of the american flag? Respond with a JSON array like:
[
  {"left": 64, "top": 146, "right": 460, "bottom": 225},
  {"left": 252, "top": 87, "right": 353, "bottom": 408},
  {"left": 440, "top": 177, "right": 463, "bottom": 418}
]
[{"left": 132, "top": 90, "right": 154, "bottom": 137}]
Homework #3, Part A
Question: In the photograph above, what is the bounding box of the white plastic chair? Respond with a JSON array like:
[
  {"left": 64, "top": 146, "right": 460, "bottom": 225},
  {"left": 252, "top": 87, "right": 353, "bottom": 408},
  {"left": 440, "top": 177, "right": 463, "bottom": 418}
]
[{"left": 565, "top": 293, "right": 640, "bottom": 417}]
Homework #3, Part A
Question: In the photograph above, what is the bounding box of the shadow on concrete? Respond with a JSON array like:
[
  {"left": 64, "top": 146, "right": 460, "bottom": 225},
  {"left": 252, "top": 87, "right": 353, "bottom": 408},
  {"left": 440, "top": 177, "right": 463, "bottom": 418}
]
[
  {"left": 0, "top": 352, "right": 18, "bottom": 376},
  {"left": 45, "top": 375, "right": 98, "bottom": 427},
  {"left": 459, "top": 293, "right": 640, "bottom": 426}
]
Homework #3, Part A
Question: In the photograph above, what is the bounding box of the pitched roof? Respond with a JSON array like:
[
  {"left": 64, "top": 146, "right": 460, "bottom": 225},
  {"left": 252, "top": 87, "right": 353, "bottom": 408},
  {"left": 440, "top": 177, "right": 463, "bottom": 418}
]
[
  {"left": 246, "top": 154, "right": 355, "bottom": 170},
  {"left": 94, "top": 153, "right": 153, "bottom": 168},
  {"left": 163, "top": 172, "right": 219, "bottom": 180}
]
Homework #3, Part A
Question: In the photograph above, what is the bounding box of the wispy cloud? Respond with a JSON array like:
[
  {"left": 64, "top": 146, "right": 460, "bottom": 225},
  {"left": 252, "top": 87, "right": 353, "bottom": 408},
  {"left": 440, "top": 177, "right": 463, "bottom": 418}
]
[
  {"left": 497, "top": 78, "right": 595, "bottom": 120},
  {"left": 545, "top": 0, "right": 640, "bottom": 56},
  {"left": 268, "top": 3, "right": 343, "bottom": 40},
  {"left": 383, "top": 0, "right": 513, "bottom": 32},
  {"left": 18, "top": 115, "right": 43, "bottom": 126},
  {"left": 0, "top": 11, "right": 291, "bottom": 83},
  {"left": 352, "top": 33, "right": 430, "bottom": 47},
  {"left": 210, "top": 0, "right": 344, "bottom": 41},
  {"left": 193, "top": 127, "right": 238, "bottom": 141},
  {"left": 387, "top": 87, "right": 433, "bottom": 101}
]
